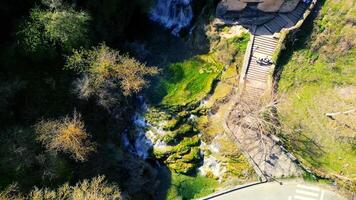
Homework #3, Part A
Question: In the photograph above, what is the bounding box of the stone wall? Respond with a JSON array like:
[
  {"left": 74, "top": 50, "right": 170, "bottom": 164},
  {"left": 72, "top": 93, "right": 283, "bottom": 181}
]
[{"left": 217, "top": 0, "right": 300, "bottom": 17}]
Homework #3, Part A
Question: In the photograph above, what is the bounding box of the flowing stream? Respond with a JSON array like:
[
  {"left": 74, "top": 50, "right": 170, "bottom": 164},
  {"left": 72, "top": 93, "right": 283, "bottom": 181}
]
[
  {"left": 123, "top": 0, "right": 196, "bottom": 159},
  {"left": 122, "top": 96, "right": 168, "bottom": 160},
  {"left": 149, "top": 0, "right": 194, "bottom": 35}
]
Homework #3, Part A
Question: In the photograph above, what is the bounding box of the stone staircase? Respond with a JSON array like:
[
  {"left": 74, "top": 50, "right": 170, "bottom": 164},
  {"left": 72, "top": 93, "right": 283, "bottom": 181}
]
[
  {"left": 226, "top": 1, "right": 312, "bottom": 179},
  {"left": 242, "top": 2, "right": 309, "bottom": 102},
  {"left": 243, "top": 35, "right": 278, "bottom": 102},
  {"left": 264, "top": 2, "right": 309, "bottom": 33}
]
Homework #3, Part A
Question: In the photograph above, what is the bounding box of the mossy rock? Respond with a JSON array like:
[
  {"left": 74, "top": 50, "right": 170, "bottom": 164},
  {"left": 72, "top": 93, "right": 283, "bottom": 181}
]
[
  {"left": 177, "top": 111, "right": 191, "bottom": 118},
  {"left": 145, "top": 108, "right": 171, "bottom": 125},
  {"left": 153, "top": 136, "right": 201, "bottom": 174},
  {"left": 153, "top": 136, "right": 200, "bottom": 158},
  {"left": 226, "top": 161, "right": 254, "bottom": 178},
  {"left": 168, "top": 162, "right": 197, "bottom": 174},
  {"left": 181, "top": 147, "right": 201, "bottom": 162},
  {"left": 162, "top": 118, "right": 179, "bottom": 131},
  {"left": 166, "top": 147, "right": 201, "bottom": 163},
  {"left": 214, "top": 134, "right": 242, "bottom": 157},
  {"left": 192, "top": 107, "right": 208, "bottom": 115},
  {"left": 153, "top": 147, "right": 173, "bottom": 159},
  {"left": 174, "top": 136, "right": 200, "bottom": 153},
  {"left": 161, "top": 124, "right": 198, "bottom": 144}
]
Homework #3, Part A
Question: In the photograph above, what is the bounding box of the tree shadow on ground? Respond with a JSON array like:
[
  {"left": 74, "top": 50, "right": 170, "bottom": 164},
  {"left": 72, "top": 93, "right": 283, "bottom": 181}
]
[{"left": 279, "top": 124, "right": 325, "bottom": 169}]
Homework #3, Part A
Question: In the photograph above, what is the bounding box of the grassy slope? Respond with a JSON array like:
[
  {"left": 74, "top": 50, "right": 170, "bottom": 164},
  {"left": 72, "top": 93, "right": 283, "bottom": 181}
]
[
  {"left": 147, "top": 54, "right": 224, "bottom": 107},
  {"left": 277, "top": 0, "right": 356, "bottom": 184},
  {"left": 147, "top": 33, "right": 250, "bottom": 108},
  {"left": 146, "top": 31, "right": 251, "bottom": 198},
  {"left": 167, "top": 173, "right": 218, "bottom": 200}
]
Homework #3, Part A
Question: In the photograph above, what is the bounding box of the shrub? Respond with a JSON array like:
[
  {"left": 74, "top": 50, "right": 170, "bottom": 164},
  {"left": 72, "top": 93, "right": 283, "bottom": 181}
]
[
  {"left": 0, "top": 176, "right": 123, "bottom": 200},
  {"left": 35, "top": 111, "right": 96, "bottom": 162},
  {"left": 17, "top": 2, "right": 90, "bottom": 56},
  {"left": 66, "top": 44, "right": 158, "bottom": 110}
]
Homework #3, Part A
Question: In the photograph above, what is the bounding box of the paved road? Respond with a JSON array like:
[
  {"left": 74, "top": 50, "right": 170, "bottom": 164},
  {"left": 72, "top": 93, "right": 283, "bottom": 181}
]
[{"left": 207, "top": 180, "right": 347, "bottom": 200}]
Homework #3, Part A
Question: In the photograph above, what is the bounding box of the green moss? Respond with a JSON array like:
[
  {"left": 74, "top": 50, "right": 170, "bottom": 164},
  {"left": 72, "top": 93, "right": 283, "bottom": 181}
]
[
  {"left": 214, "top": 33, "right": 250, "bottom": 66},
  {"left": 154, "top": 136, "right": 201, "bottom": 174},
  {"left": 147, "top": 28, "right": 251, "bottom": 178},
  {"left": 167, "top": 173, "right": 218, "bottom": 200},
  {"left": 181, "top": 147, "right": 201, "bottom": 162},
  {"left": 174, "top": 136, "right": 200, "bottom": 152},
  {"left": 168, "top": 162, "right": 196, "bottom": 174},
  {"left": 227, "top": 33, "right": 249, "bottom": 51},
  {"left": 225, "top": 156, "right": 254, "bottom": 178},
  {"left": 167, "top": 185, "right": 183, "bottom": 200},
  {"left": 162, "top": 118, "right": 179, "bottom": 131},
  {"left": 222, "top": 26, "right": 230, "bottom": 33},
  {"left": 161, "top": 124, "right": 197, "bottom": 144},
  {"left": 145, "top": 107, "right": 172, "bottom": 125},
  {"left": 166, "top": 147, "right": 200, "bottom": 163},
  {"left": 146, "top": 54, "right": 224, "bottom": 107}
]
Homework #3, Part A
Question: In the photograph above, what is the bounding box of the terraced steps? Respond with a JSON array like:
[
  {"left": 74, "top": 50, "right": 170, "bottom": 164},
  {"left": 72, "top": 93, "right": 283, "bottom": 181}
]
[
  {"left": 224, "top": 1, "right": 313, "bottom": 180},
  {"left": 244, "top": 34, "right": 278, "bottom": 101},
  {"left": 264, "top": 2, "right": 309, "bottom": 33},
  {"left": 243, "top": 2, "right": 309, "bottom": 101}
]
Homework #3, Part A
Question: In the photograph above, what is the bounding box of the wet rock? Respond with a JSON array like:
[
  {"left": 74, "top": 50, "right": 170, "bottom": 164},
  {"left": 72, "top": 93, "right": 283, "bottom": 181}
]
[{"left": 149, "top": 0, "right": 193, "bottom": 36}]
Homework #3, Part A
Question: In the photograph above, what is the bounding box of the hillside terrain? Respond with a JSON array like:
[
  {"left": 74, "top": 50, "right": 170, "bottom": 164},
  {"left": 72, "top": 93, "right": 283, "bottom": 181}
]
[
  {"left": 0, "top": 0, "right": 355, "bottom": 199},
  {"left": 277, "top": 0, "right": 356, "bottom": 191}
]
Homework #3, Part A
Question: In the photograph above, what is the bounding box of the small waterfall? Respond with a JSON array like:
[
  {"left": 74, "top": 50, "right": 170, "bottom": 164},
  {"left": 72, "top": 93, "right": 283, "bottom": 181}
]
[
  {"left": 123, "top": 96, "right": 169, "bottom": 160},
  {"left": 149, "top": 0, "right": 194, "bottom": 36}
]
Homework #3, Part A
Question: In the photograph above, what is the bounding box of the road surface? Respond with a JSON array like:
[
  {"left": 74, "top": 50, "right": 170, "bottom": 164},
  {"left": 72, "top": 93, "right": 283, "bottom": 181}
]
[{"left": 205, "top": 180, "right": 348, "bottom": 200}]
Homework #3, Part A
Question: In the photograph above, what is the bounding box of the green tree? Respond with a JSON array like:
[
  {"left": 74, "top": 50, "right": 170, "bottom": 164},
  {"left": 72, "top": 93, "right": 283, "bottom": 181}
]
[
  {"left": 0, "top": 126, "right": 71, "bottom": 190},
  {"left": 84, "top": 0, "right": 153, "bottom": 42},
  {"left": 17, "top": 2, "right": 90, "bottom": 56},
  {"left": 0, "top": 78, "right": 26, "bottom": 120}
]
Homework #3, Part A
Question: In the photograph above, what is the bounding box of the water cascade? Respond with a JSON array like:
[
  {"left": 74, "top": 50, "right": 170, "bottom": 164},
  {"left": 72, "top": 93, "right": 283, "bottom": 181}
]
[
  {"left": 149, "top": 0, "right": 194, "bottom": 36},
  {"left": 122, "top": 96, "right": 169, "bottom": 160}
]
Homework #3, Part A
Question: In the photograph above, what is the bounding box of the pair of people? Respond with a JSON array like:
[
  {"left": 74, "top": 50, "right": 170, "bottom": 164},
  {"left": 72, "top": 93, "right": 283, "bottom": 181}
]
[{"left": 256, "top": 56, "right": 273, "bottom": 66}]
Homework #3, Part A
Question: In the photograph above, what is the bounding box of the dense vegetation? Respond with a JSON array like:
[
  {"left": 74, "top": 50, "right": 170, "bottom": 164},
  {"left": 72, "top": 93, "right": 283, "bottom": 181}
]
[
  {"left": 142, "top": 28, "right": 254, "bottom": 198},
  {"left": 167, "top": 173, "right": 218, "bottom": 200},
  {"left": 1, "top": 0, "right": 253, "bottom": 199},
  {"left": 5, "top": 0, "right": 354, "bottom": 198},
  {"left": 277, "top": 0, "right": 356, "bottom": 191},
  {"left": 0, "top": 176, "right": 122, "bottom": 200},
  {"left": 0, "top": 0, "right": 160, "bottom": 199}
]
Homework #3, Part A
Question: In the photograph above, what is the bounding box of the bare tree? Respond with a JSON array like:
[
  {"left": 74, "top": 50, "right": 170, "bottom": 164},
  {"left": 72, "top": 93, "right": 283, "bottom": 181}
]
[
  {"left": 35, "top": 111, "right": 96, "bottom": 162},
  {"left": 0, "top": 176, "right": 123, "bottom": 200}
]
